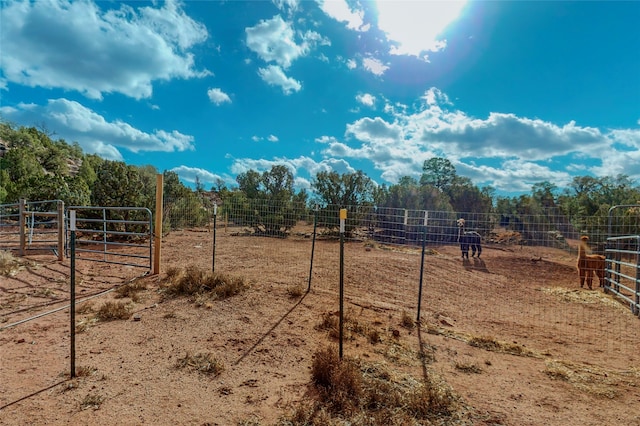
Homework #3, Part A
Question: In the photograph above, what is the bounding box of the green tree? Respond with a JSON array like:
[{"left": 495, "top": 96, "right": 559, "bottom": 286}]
[
  {"left": 91, "top": 161, "right": 144, "bottom": 207},
  {"left": 447, "top": 176, "right": 492, "bottom": 215},
  {"left": 311, "top": 170, "right": 374, "bottom": 235},
  {"left": 2, "top": 144, "right": 44, "bottom": 201},
  {"left": 90, "top": 161, "right": 146, "bottom": 231},
  {"left": 262, "top": 165, "right": 294, "bottom": 202},
  {"left": 228, "top": 165, "right": 299, "bottom": 236},
  {"left": 420, "top": 157, "right": 456, "bottom": 192},
  {"left": 161, "top": 170, "right": 209, "bottom": 232},
  {"left": 163, "top": 170, "right": 192, "bottom": 201},
  {"left": 236, "top": 169, "right": 262, "bottom": 199},
  {"left": 136, "top": 165, "right": 160, "bottom": 211},
  {"left": 531, "top": 181, "right": 558, "bottom": 208}
]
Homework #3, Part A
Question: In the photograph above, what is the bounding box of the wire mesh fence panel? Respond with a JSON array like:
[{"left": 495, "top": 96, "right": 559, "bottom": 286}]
[
  {"left": 161, "top": 196, "right": 640, "bottom": 360},
  {"left": 608, "top": 204, "right": 640, "bottom": 239}
]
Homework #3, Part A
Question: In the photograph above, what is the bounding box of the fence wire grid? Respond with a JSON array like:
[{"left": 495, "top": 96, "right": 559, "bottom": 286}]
[{"left": 161, "top": 197, "right": 640, "bottom": 361}]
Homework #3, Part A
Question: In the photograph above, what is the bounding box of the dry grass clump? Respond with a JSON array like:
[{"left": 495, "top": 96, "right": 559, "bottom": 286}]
[
  {"left": 75, "top": 365, "right": 98, "bottom": 377},
  {"left": 455, "top": 361, "right": 483, "bottom": 374},
  {"left": 175, "top": 352, "right": 224, "bottom": 377},
  {"left": 315, "top": 311, "right": 369, "bottom": 341},
  {"left": 161, "top": 265, "right": 248, "bottom": 302},
  {"left": 95, "top": 300, "right": 131, "bottom": 321},
  {"left": 75, "top": 301, "right": 94, "bottom": 315},
  {"left": 115, "top": 279, "right": 147, "bottom": 302},
  {"left": 286, "top": 284, "right": 305, "bottom": 298},
  {"left": 468, "top": 336, "right": 538, "bottom": 358},
  {"left": 280, "top": 346, "right": 464, "bottom": 425},
  {"left": 75, "top": 317, "right": 98, "bottom": 333},
  {"left": 79, "top": 393, "right": 104, "bottom": 410},
  {"left": 425, "top": 322, "right": 541, "bottom": 359},
  {"left": 0, "top": 250, "right": 21, "bottom": 276},
  {"left": 401, "top": 310, "right": 415, "bottom": 329},
  {"left": 542, "top": 286, "right": 627, "bottom": 311},
  {"left": 544, "top": 359, "right": 623, "bottom": 398},
  {"left": 368, "top": 328, "right": 382, "bottom": 344}
]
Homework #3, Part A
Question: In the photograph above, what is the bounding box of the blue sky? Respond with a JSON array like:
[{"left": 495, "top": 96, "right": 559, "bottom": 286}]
[{"left": 1, "top": 0, "right": 639, "bottom": 196}]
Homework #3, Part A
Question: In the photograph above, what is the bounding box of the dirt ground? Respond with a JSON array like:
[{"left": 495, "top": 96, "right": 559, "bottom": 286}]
[{"left": 1, "top": 226, "right": 639, "bottom": 426}]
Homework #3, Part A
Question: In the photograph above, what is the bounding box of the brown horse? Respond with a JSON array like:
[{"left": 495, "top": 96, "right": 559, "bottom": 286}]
[{"left": 577, "top": 236, "right": 605, "bottom": 289}]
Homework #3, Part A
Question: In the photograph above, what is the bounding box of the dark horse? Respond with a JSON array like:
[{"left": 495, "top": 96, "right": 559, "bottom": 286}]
[{"left": 457, "top": 219, "right": 482, "bottom": 259}]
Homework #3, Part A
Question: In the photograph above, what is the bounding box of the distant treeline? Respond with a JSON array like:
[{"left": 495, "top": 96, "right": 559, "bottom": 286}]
[{"left": 2, "top": 122, "right": 640, "bottom": 240}]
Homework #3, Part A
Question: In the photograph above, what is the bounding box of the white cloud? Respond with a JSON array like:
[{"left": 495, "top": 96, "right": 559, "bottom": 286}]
[
  {"left": 169, "top": 165, "right": 224, "bottom": 185},
  {"left": 592, "top": 149, "right": 640, "bottom": 179},
  {"left": 423, "top": 87, "right": 451, "bottom": 106},
  {"left": 608, "top": 128, "right": 640, "bottom": 149},
  {"left": 229, "top": 155, "right": 355, "bottom": 187},
  {"left": 362, "top": 57, "right": 389, "bottom": 76},
  {"left": 252, "top": 134, "right": 280, "bottom": 142},
  {"left": 246, "top": 15, "right": 325, "bottom": 69},
  {"left": 0, "top": 0, "right": 210, "bottom": 100},
  {"left": 207, "top": 88, "right": 232, "bottom": 105},
  {"left": 314, "top": 88, "right": 627, "bottom": 192},
  {"left": 376, "top": 1, "right": 467, "bottom": 60},
  {"left": 419, "top": 114, "right": 606, "bottom": 160},
  {"left": 456, "top": 161, "right": 573, "bottom": 194},
  {"left": 346, "top": 59, "right": 357, "bottom": 70},
  {"left": 356, "top": 93, "right": 376, "bottom": 107},
  {"left": 315, "top": 136, "right": 338, "bottom": 144},
  {"left": 273, "top": 0, "right": 300, "bottom": 14},
  {"left": 0, "top": 99, "right": 194, "bottom": 160},
  {"left": 316, "top": 0, "right": 366, "bottom": 31},
  {"left": 346, "top": 117, "right": 402, "bottom": 142},
  {"left": 224, "top": 88, "right": 628, "bottom": 194},
  {"left": 258, "top": 65, "right": 302, "bottom": 94}
]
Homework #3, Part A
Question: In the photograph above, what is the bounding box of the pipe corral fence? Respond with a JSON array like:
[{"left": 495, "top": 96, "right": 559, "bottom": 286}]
[
  {"left": 0, "top": 199, "right": 64, "bottom": 260},
  {"left": 65, "top": 206, "right": 153, "bottom": 270},
  {"left": 606, "top": 205, "right": 640, "bottom": 318},
  {"left": 0, "top": 200, "right": 153, "bottom": 272}
]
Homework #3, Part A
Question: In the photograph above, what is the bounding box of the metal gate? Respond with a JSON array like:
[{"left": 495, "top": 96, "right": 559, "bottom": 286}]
[
  {"left": 66, "top": 206, "right": 153, "bottom": 270},
  {"left": 605, "top": 205, "right": 640, "bottom": 318},
  {"left": 0, "top": 199, "right": 64, "bottom": 260}
]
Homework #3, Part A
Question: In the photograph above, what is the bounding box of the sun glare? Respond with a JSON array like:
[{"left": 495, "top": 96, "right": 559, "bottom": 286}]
[{"left": 375, "top": 0, "right": 467, "bottom": 59}]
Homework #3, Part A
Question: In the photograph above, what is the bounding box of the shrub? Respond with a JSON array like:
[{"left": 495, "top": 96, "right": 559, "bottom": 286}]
[
  {"left": 175, "top": 352, "right": 224, "bottom": 376},
  {"left": 161, "top": 265, "right": 248, "bottom": 301},
  {"left": 95, "top": 301, "right": 130, "bottom": 321}
]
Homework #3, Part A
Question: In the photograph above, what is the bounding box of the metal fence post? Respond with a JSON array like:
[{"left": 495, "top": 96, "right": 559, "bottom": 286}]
[
  {"left": 417, "top": 213, "right": 428, "bottom": 322},
  {"left": 307, "top": 206, "right": 318, "bottom": 292},
  {"left": 339, "top": 208, "right": 346, "bottom": 359},
  {"left": 69, "top": 210, "right": 76, "bottom": 378},
  {"left": 212, "top": 203, "right": 217, "bottom": 273}
]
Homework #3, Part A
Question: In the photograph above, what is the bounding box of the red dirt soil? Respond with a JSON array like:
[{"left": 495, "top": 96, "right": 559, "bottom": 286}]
[{"left": 1, "top": 227, "right": 639, "bottom": 425}]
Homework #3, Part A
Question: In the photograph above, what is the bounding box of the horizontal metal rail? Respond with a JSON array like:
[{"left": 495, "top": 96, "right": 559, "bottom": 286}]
[
  {"left": 66, "top": 206, "right": 153, "bottom": 271},
  {"left": 605, "top": 235, "right": 640, "bottom": 318},
  {"left": 0, "top": 200, "right": 64, "bottom": 259}
]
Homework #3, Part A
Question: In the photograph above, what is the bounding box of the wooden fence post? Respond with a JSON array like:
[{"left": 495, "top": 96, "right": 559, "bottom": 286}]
[{"left": 153, "top": 174, "right": 163, "bottom": 275}]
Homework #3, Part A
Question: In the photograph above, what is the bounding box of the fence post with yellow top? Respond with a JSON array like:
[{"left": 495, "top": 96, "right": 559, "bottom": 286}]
[{"left": 339, "top": 208, "right": 346, "bottom": 359}]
